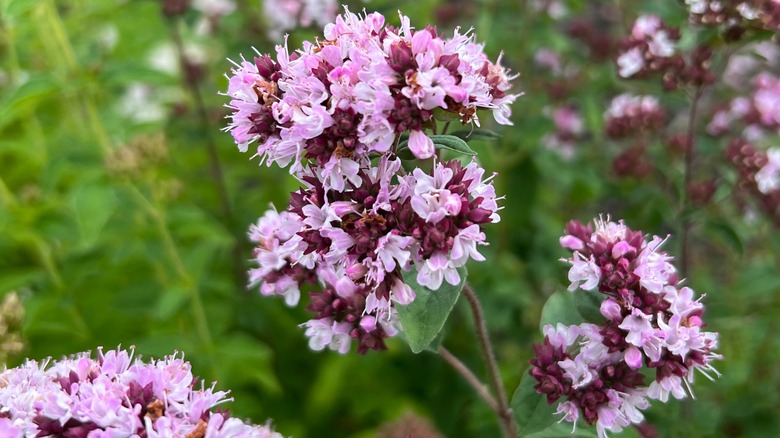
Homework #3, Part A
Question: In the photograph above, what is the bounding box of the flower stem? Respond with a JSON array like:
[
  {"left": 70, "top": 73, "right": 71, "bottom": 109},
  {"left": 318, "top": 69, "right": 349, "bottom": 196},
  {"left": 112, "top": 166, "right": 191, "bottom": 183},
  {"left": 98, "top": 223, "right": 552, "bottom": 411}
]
[
  {"left": 126, "top": 185, "right": 215, "bottom": 352},
  {"left": 166, "top": 18, "right": 246, "bottom": 288},
  {"left": 680, "top": 85, "right": 703, "bottom": 281},
  {"left": 438, "top": 346, "right": 500, "bottom": 413},
  {"left": 680, "top": 84, "right": 704, "bottom": 422},
  {"left": 463, "top": 283, "right": 516, "bottom": 438}
]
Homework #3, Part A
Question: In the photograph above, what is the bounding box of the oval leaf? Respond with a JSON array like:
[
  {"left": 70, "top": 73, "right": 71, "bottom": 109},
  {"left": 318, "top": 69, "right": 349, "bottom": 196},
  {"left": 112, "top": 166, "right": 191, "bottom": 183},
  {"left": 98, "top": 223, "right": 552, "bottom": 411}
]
[
  {"left": 429, "top": 134, "right": 477, "bottom": 156},
  {"left": 397, "top": 266, "right": 467, "bottom": 353},
  {"left": 449, "top": 128, "right": 502, "bottom": 142},
  {"left": 432, "top": 107, "right": 462, "bottom": 122},
  {"left": 572, "top": 290, "right": 604, "bottom": 324},
  {"left": 511, "top": 370, "right": 558, "bottom": 434},
  {"left": 538, "top": 290, "right": 585, "bottom": 332}
]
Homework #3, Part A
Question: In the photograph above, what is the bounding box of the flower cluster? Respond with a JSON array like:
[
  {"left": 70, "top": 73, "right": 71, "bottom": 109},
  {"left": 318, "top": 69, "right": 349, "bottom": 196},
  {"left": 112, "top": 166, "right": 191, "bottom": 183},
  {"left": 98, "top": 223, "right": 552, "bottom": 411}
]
[
  {"left": 530, "top": 217, "right": 720, "bottom": 437},
  {"left": 708, "top": 72, "right": 780, "bottom": 139},
  {"left": 262, "top": 0, "right": 338, "bottom": 41},
  {"left": 250, "top": 157, "right": 501, "bottom": 354},
  {"left": 542, "top": 106, "right": 584, "bottom": 159},
  {"left": 616, "top": 15, "right": 681, "bottom": 80},
  {"left": 686, "top": 0, "right": 780, "bottom": 35},
  {"left": 233, "top": 9, "right": 513, "bottom": 354},
  {"left": 0, "top": 346, "right": 282, "bottom": 438},
  {"left": 616, "top": 15, "right": 714, "bottom": 89},
  {"left": 224, "top": 8, "right": 517, "bottom": 180},
  {"left": 604, "top": 94, "right": 665, "bottom": 139},
  {"left": 726, "top": 138, "right": 780, "bottom": 225}
]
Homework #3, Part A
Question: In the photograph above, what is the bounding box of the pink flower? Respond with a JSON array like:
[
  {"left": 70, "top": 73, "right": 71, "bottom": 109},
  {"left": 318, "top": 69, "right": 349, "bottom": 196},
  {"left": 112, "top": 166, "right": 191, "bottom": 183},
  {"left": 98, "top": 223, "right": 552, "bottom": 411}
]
[
  {"left": 755, "top": 147, "right": 780, "bottom": 193},
  {"left": 537, "top": 216, "right": 721, "bottom": 435},
  {"left": 566, "top": 253, "right": 601, "bottom": 291},
  {"left": 224, "top": 8, "right": 519, "bottom": 185},
  {"left": 617, "top": 47, "right": 645, "bottom": 78},
  {"left": 0, "top": 347, "right": 282, "bottom": 437},
  {"left": 304, "top": 318, "right": 352, "bottom": 354}
]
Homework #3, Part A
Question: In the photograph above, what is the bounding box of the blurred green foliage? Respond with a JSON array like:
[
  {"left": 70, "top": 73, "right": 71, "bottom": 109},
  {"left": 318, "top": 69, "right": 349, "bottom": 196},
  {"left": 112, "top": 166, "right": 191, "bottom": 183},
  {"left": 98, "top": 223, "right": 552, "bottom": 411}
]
[{"left": 1, "top": 0, "right": 779, "bottom": 436}]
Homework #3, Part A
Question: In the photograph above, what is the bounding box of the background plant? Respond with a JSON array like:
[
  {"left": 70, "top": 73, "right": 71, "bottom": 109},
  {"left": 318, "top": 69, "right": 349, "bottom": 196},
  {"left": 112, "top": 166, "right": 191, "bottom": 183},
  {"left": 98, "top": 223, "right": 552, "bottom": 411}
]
[{"left": 0, "top": 0, "right": 778, "bottom": 437}]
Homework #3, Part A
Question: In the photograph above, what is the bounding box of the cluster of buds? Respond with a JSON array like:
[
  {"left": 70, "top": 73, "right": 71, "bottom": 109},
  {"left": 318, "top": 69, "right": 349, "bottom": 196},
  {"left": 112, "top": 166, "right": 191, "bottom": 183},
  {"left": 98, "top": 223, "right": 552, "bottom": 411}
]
[
  {"left": 0, "top": 347, "right": 282, "bottom": 438},
  {"left": 533, "top": 48, "right": 579, "bottom": 101},
  {"left": 229, "top": 9, "right": 514, "bottom": 354},
  {"left": 604, "top": 94, "right": 665, "bottom": 139},
  {"left": 530, "top": 217, "right": 720, "bottom": 437},
  {"left": 604, "top": 94, "right": 665, "bottom": 179},
  {"left": 612, "top": 142, "right": 653, "bottom": 179},
  {"left": 566, "top": 19, "right": 615, "bottom": 62},
  {"left": 616, "top": 15, "right": 714, "bottom": 89},
  {"left": 708, "top": 72, "right": 780, "bottom": 139},
  {"left": 105, "top": 133, "right": 169, "bottom": 177},
  {"left": 616, "top": 15, "right": 682, "bottom": 80},
  {"left": 541, "top": 106, "right": 584, "bottom": 159},
  {"left": 726, "top": 138, "right": 780, "bottom": 225},
  {"left": 686, "top": 0, "right": 780, "bottom": 37},
  {"left": 262, "top": 0, "right": 338, "bottom": 41}
]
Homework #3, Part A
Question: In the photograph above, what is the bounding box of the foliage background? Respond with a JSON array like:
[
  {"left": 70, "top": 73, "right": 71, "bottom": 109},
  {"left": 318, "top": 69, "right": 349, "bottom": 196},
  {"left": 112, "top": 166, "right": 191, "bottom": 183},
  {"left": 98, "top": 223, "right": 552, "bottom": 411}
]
[{"left": 1, "top": 0, "right": 778, "bottom": 436}]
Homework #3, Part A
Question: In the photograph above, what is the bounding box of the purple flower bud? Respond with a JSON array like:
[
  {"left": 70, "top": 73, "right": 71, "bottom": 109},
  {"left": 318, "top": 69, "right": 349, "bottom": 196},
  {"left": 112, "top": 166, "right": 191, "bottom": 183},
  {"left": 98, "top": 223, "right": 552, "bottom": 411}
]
[
  {"left": 408, "top": 130, "right": 435, "bottom": 159},
  {"left": 560, "top": 235, "right": 585, "bottom": 251},
  {"left": 346, "top": 263, "right": 369, "bottom": 281},
  {"left": 600, "top": 298, "right": 624, "bottom": 322},
  {"left": 360, "top": 316, "right": 377, "bottom": 333},
  {"left": 624, "top": 345, "right": 643, "bottom": 370}
]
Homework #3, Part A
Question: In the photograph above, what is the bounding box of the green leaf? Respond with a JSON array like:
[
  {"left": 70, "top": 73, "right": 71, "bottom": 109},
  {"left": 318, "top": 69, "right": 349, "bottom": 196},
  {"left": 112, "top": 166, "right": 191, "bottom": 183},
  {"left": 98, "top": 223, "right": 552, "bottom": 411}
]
[
  {"left": 704, "top": 219, "right": 744, "bottom": 256},
  {"left": 572, "top": 290, "right": 604, "bottom": 324},
  {"left": 396, "top": 134, "right": 477, "bottom": 158},
  {"left": 155, "top": 285, "right": 189, "bottom": 320},
  {"left": 526, "top": 423, "right": 599, "bottom": 437},
  {"left": 432, "top": 107, "right": 462, "bottom": 122},
  {"left": 69, "top": 184, "right": 117, "bottom": 248},
  {"left": 429, "top": 134, "right": 477, "bottom": 156},
  {"left": 215, "top": 334, "right": 281, "bottom": 394},
  {"left": 396, "top": 266, "right": 467, "bottom": 353},
  {"left": 538, "top": 290, "right": 584, "bottom": 331},
  {"left": 511, "top": 370, "right": 558, "bottom": 434},
  {"left": 449, "top": 128, "right": 502, "bottom": 142},
  {"left": 0, "top": 76, "right": 60, "bottom": 131}
]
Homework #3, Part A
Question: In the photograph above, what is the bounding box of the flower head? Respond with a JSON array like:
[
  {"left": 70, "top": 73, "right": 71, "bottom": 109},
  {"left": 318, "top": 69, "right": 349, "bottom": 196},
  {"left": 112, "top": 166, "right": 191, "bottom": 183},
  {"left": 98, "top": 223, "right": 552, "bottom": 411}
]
[
  {"left": 0, "top": 347, "right": 283, "bottom": 437},
  {"left": 532, "top": 216, "right": 721, "bottom": 436}
]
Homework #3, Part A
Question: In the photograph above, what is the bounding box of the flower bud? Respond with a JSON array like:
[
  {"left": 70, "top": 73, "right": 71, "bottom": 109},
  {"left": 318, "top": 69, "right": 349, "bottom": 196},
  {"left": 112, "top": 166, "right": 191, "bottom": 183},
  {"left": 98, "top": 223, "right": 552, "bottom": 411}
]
[{"left": 600, "top": 298, "right": 624, "bottom": 322}]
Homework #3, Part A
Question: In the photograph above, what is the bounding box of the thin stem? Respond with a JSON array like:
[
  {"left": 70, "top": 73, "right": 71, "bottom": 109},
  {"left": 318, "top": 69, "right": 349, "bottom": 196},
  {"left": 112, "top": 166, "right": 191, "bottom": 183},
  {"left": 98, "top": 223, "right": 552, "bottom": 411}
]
[
  {"left": 438, "top": 346, "right": 500, "bottom": 413},
  {"left": 680, "top": 85, "right": 704, "bottom": 422},
  {"left": 680, "top": 85, "right": 703, "bottom": 280},
  {"left": 127, "top": 185, "right": 215, "bottom": 350},
  {"left": 463, "top": 283, "right": 516, "bottom": 438},
  {"left": 167, "top": 18, "right": 245, "bottom": 287}
]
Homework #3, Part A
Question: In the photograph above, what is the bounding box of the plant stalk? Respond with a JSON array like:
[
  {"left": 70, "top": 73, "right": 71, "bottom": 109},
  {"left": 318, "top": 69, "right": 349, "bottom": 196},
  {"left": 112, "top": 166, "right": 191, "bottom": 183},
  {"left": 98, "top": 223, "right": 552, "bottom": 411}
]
[
  {"left": 438, "top": 346, "right": 500, "bottom": 413},
  {"left": 681, "top": 85, "right": 703, "bottom": 282},
  {"left": 463, "top": 283, "right": 516, "bottom": 437},
  {"left": 167, "top": 18, "right": 246, "bottom": 288}
]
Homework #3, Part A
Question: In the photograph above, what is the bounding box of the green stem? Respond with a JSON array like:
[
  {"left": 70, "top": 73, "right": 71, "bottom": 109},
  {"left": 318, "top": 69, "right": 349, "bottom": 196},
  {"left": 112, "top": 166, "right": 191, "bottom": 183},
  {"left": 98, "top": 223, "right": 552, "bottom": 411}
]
[
  {"left": 463, "top": 283, "right": 516, "bottom": 438},
  {"left": 166, "top": 18, "right": 245, "bottom": 287},
  {"left": 126, "top": 184, "right": 214, "bottom": 349},
  {"left": 39, "top": 2, "right": 216, "bottom": 363},
  {"left": 439, "top": 346, "right": 500, "bottom": 413}
]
